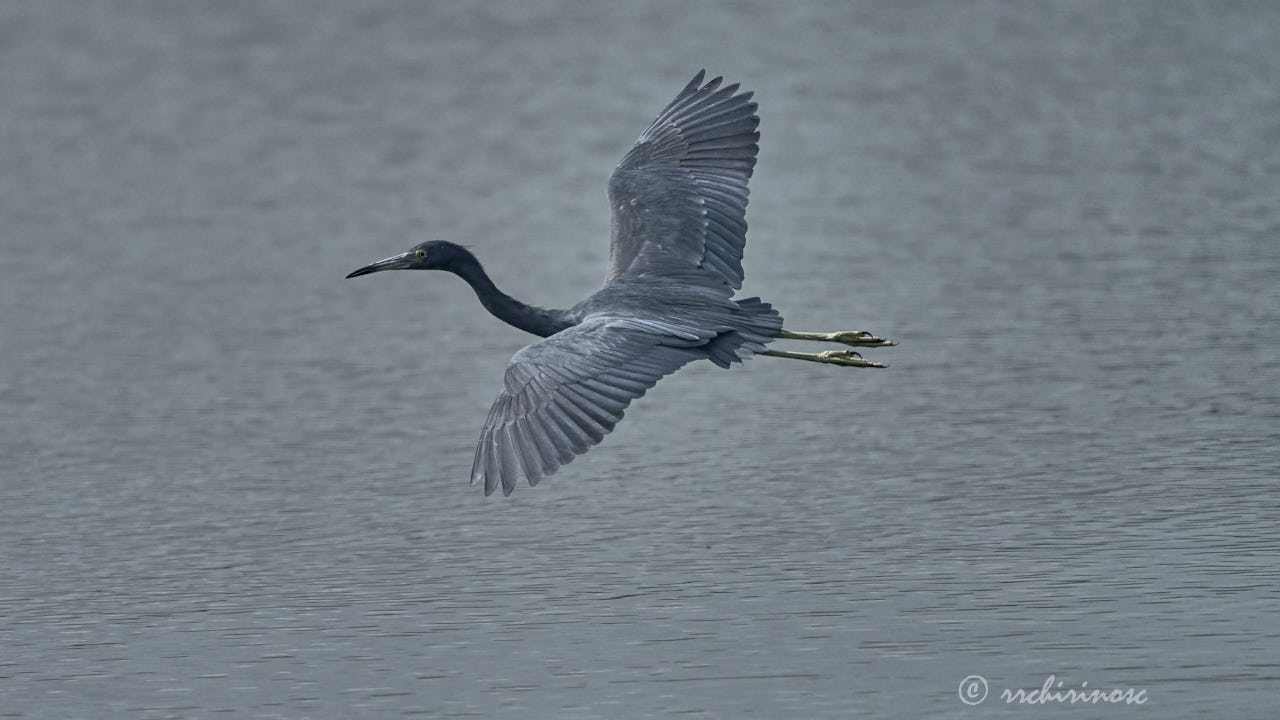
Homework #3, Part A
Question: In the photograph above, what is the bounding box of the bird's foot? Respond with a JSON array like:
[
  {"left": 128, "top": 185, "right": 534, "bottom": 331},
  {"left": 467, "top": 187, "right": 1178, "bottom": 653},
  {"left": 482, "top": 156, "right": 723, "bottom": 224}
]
[
  {"left": 778, "top": 329, "right": 896, "bottom": 347},
  {"left": 827, "top": 330, "right": 896, "bottom": 347},
  {"left": 816, "top": 350, "right": 888, "bottom": 368}
]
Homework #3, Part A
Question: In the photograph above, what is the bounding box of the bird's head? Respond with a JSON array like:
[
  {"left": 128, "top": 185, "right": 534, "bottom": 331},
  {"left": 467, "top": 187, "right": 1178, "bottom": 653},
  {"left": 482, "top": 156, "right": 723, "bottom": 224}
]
[{"left": 345, "top": 240, "right": 476, "bottom": 278}]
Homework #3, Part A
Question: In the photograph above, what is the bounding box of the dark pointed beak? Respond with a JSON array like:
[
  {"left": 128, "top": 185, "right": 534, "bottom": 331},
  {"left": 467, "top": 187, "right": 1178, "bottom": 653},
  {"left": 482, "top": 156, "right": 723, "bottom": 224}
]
[{"left": 346, "top": 251, "right": 414, "bottom": 278}]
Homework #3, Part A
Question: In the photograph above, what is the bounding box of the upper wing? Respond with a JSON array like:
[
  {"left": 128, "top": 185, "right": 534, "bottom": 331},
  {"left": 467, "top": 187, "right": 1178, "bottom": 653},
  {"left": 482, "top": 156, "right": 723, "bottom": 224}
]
[
  {"left": 605, "top": 70, "right": 759, "bottom": 291},
  {"left": 471, "top": 315, "right": 711, "bottom": 496}
]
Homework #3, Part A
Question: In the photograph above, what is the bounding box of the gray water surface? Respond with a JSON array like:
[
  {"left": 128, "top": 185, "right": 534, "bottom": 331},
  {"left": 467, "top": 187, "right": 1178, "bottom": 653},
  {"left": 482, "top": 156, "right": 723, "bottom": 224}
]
[{"left": 3, "top": 2, "right": 1279, "bottom": 718}]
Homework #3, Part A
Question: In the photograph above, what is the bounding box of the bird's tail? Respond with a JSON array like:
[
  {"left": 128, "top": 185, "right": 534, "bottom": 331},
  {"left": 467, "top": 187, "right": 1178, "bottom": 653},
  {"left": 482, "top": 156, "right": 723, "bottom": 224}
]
[{"left": 703, "top": 297, "right": 783, "bottom": 368}]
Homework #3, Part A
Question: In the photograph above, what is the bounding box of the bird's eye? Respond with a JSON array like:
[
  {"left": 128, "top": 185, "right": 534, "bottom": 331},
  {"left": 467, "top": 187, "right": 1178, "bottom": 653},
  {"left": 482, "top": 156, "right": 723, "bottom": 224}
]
[{"left": 414, "top": 249, "right": 427, "bottom": 259}]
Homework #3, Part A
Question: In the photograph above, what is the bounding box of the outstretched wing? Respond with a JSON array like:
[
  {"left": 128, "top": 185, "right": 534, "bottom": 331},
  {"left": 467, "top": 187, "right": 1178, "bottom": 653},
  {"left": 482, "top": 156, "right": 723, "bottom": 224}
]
[
  {"left": 605, "top": 70, "right": 759, "bottom": 291},
  {"left": 471, "top": 315, "right": 711, "bottom": 496}
]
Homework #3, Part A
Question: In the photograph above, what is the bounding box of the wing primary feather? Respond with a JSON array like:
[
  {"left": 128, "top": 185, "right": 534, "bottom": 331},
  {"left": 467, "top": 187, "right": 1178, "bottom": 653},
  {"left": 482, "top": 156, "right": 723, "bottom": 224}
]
[
  {"left": 698, "top": 182, "right": 751, "bottom": 204},
  {"left": 650, "top": 72, "right": 713, "bottom": 128},
  {"left": 552, "top": 393, "right": 608, "bottom": 443},
  {"left": 579, "top": 377, "right": 639, "bottom": 404},
  {"left": 666, "top": 84, "right": 741, "bottom": 127},
  {"left": 674, "top": 94, "right": 751, "bottom": 129},
  {"left": 525, "top": 412, "right": 572, "bottom": 468},
  {"left": 477, "top": 432, "right": 500, "bottom": 495},
  {"left": 507, "top": 422, "right": 546, "bottom": 487},
  {"left": 559, "top": 385, "right": 621, "bottom": 429},
  {"left": 498, "top": 425, "right": 531, "bottom": 496},
  {"left": 683, "top": 118, "right": 760, "bottom": 145},
  {"left": 565, "top": 381, "right": 628, "bottom": 414},
  {"left": 470, "top": 428, "right": 491, "bottom": 487},
  {"left": 683, "top": 135, "right": 759, "bottom": 152},
  {"left": 543, "top": 401, "right": 596, "bottom": 451}
]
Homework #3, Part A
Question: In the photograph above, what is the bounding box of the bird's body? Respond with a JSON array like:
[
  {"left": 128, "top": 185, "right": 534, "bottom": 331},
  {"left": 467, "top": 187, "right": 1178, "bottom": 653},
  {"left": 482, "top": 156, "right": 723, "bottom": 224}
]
[
  {"left": 565, "top": 277, "right": 783, "bottom": 362},
  {"left": 348, "top": 71, "right": 894, "bottom": 495}
]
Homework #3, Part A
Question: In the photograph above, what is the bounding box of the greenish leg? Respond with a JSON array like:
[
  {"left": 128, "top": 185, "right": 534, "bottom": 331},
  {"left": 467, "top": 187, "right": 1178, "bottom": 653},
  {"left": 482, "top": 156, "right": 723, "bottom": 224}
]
[
  {"left": 759, "top": 348, "right": 888, "bottom": 368},
  {"left": 777, "top": 330, "right": 896, "bottom": 347}
]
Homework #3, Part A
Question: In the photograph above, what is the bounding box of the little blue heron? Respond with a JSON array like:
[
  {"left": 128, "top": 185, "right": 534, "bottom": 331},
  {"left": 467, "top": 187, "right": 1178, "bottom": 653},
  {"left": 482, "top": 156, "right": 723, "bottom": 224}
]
[{"left": 347, "top": 70, "right": 894, "bottom": 495}]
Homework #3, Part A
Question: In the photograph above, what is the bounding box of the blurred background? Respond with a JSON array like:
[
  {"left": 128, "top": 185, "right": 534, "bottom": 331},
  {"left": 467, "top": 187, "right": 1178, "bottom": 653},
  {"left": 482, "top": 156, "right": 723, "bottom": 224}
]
[{"left": 2, "top": 1, "right": 1277, "bottom": 717}]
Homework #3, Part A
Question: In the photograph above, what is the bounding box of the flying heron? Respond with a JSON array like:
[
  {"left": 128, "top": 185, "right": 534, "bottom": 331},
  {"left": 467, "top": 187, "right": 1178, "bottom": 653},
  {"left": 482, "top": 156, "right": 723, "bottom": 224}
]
[{"left": 347, "top": 70, "right": 894, "bottom": 495}]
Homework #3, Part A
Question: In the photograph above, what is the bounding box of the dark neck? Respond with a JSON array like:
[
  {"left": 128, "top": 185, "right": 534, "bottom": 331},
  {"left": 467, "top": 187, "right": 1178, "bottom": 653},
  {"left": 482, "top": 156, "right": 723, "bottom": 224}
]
[{"left": 451, "top": 258, "right": 570, "bottom": 338}]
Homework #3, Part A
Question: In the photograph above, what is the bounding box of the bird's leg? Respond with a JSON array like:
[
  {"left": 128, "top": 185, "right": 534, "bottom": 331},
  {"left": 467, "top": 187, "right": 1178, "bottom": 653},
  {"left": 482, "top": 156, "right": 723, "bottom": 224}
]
[
  {"left": 777, "top": 330, "right": 896, "bottom": 347},
  {"left": 764, "top": 329, "right": 895, "bottom": 367},
  {"left": 759, "top": 348, "right": 888, "bottom": 368}
]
